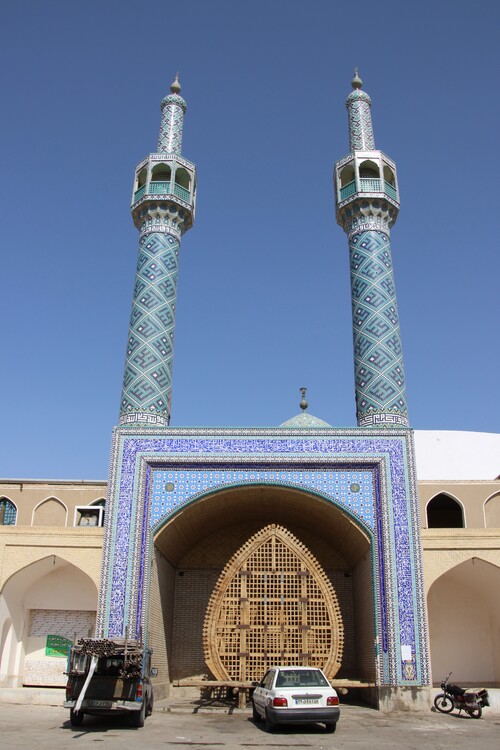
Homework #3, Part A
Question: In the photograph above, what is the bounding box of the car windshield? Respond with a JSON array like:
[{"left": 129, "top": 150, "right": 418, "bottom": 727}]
[{"left": 275, "top": 669, "right": 329, "bottom": 688}]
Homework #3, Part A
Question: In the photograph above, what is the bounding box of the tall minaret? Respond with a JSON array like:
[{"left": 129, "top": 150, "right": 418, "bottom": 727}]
[
  {"left": 119, "top": 76, "right": 196, "bottom": 426},
  {"left": 334, "top": 71, "right": 408, "bottom": 427}
]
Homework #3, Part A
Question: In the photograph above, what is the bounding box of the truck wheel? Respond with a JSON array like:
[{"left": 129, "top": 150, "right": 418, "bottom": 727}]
[
  {"left": 146, "top": 690, "right": 154, "bottom": 717},
  {"left": 70, "top": 709, "right": 84, "bottom": 727},
  {"left": 325, "top": 723, "right": 337, "bottom": 733},
  {"left": 130, "top": 702, "right": 145, "bottom": 728}
]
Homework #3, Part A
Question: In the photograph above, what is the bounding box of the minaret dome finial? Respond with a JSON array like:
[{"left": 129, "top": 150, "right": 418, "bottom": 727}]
[
  {"left": 299, "top": 387, "right": 308, "bottom": 412},
  {"left": 170, "top": 73, "right": 181, "bottom": 94},
  {"left": 352, "top": 68, "right": 363, "bottom": 89}
]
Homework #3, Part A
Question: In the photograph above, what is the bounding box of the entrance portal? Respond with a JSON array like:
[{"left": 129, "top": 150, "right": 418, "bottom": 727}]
[{"left": 203, "top": 524, "right": 344, "bottom": 682}]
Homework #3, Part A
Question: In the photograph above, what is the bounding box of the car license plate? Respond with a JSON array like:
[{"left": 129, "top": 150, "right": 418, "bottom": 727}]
[
  {"left": 296, "top": 698, "right": 319, "bottom": 704},
  {"left": 89, "top": 700, "right": 112, "bottom": 708}
]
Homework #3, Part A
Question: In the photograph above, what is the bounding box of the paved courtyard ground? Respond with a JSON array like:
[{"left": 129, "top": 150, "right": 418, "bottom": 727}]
[{"left": 0, "top": 703, "right": 499, "bottom": 750}]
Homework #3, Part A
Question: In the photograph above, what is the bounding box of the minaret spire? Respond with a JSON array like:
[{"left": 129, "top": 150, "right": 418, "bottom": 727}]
[
  {"left": 334, "top": 72, "right": 408, "bottom": 427},
  {"left": 346, "top": 69, "right": 376, "bottom": 151},
  {"left": 119, "top": 76, "right": 197, "bottom": 426},
  {"left": 157, "top": 74, "right": 186, "bottom": 154}
]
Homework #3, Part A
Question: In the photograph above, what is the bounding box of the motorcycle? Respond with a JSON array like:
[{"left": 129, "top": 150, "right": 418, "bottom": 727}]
[{"left": 434, "top": 672, "right": 489, "bottom": 718}]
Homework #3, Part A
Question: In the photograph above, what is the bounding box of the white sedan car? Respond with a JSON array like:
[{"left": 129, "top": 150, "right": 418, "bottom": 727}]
[{"left": 252, "top": 666, "right": 340, "bottom": 733}]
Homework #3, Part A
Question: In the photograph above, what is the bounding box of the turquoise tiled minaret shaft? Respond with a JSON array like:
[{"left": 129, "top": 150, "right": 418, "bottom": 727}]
[
  {"left": 119, "top": 77, "right": 196, "bottom": 426},
  {"left": 334, "top": 72, "right": 408, "bottom": 427}
]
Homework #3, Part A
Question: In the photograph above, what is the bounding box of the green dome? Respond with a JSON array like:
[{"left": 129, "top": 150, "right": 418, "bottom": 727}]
[{"left": 280, "top": 412, "right": 331, "bottom": 428}]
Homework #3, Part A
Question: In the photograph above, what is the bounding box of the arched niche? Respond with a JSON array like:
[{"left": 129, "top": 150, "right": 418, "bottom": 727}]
[
  {"left": 383, "top": 165, "right": 395, "bottom": 185},
  {"left": 32, "top": 497, "right": 67, "bottom": 526},
  {"left": 175, "top": 167, "right": 190, "bottom": 190},
  {"left": 151, "top": 163, "right": 171, "bottom": 182},
  {"left": 0, "top": 497, "right": 17, "bottom": 525},
  {"left": 137, "top": 166, "right": 147, "bottom": 188},
  {"left": 340, "top": 164, "right": 355, "bottom": 187},
  {"left": 359, "top": 159, "right": 380, "bottom": 178},
  {"left": 484, "top": 492, "right": 500, "bottom": 528},
  {"left": 0, "top": 556, "right": 97, "bottom": 687},
  {"left": 426, "top": 493, "right": 464, "bottom": 528},
  {"left": 149, "top": 484, "right": 373, "bottom": 688},
  {"left": 427, "top": 558, "right": 500, "bottom": 685}
]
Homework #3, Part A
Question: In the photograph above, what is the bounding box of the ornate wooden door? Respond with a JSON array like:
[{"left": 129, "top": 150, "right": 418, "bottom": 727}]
[{"left": 203, "top": 524, "right": 344, "bottom": 681}]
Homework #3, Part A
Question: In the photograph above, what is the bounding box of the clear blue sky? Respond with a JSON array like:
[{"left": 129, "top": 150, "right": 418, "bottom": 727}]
[{"left": 1, "top": 0, "right": 499, "bottom": 479}]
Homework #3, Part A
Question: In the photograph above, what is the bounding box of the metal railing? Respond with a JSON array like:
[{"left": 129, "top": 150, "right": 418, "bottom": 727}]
[
  {"left": 339, "top": 178, "right": 398, "bottom": 202},
  {"left": 133, "top": 181, "right": 191, "bottom": 204},
  {"left": 384, "top": 181, "right": 397, "bottom": 200}
]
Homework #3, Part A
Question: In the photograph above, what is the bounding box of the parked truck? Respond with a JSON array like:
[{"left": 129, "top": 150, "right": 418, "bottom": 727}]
[{"left": 64, "top": 637, "right": 155, "bottom": 727}]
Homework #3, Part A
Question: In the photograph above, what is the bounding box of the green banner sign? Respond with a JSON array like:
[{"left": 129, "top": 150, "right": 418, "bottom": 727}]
[{"left": 45, "top": 634, "right": 72, "bottom": 657}]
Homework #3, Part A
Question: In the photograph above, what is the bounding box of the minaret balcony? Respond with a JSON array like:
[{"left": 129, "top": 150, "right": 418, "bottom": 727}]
[
  {"left": 133, "top": 181, "right": 191, "bottom": 205},
  {"left": 340, "top": 178, "right": 397, "bottom": 202}
]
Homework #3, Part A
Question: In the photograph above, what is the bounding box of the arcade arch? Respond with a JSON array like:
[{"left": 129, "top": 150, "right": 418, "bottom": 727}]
[
  {"left": 426, "top": 492, "right": 465, "bottom": 528},
  {"left": 148, "top": 484, "right": 374, "bottom": 692},
  {"left": 0, "top": 556, "right": 97, "bottom": 687},
  {"left": 32, "top": 497, "right": 68, "bottom": 526},
  {"left": 484, "top": 492, "right": 500, "bottom": 527},
  {"left": 427, "top": 558, "right": 500, "bottom": 685}
]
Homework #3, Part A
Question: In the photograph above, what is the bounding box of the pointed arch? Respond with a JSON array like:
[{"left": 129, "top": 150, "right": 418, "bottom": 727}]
[
  {"left": 426, "top": 492, "right": 465, "bottom": 528},
  {"left": 484, "top": 491, "right": 500, "bottom": 528},
  {"left": 0, "top": 496, "right": 17, "bottom": 525},
  {"left": 427, "top": 557, "right": 500, "bottom": 684},
  {"left": 32, "top": 497, "right": 68, "bottom": 526},
  {"left": 150, "top": 483, "right": 374, "bottom": 687}
]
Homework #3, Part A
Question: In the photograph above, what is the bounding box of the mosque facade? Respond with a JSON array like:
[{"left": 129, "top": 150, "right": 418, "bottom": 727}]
[{"left": 0, "top": 76, "right": 499, "bottom": 709}]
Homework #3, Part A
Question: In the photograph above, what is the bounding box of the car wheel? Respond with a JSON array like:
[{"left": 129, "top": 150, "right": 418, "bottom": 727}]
[
  {"left": 264, "top": 709, "right": 274, "bottom": 733},
  {"left": 252, "top": 701, "right": 261, "bottom": 722},
  {"left": 324, "top": 722, "right": 336, "bottom": 733},
  {"left": 70, "top": 709, "right": 84, "bottom": 727}
]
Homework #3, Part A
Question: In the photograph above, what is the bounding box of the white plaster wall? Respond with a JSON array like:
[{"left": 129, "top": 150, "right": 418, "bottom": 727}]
[
  {"left": 428, "top": 559, "right": 500, "bottom": 684},
  {"left": 0, "top": 558, "right": 97, "bottom": 687},
  {"left": 415, "top": 431, "right": 500, "bottom": 481},
  {"left": 24, "top": 564, "right": 96, "bottom": 610}
]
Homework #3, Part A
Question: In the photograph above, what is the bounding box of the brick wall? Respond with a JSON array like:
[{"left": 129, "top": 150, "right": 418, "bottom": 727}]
[
  {"left": 148, "top": 548, "right": 176, "bottom": 697},
  {"left": 352, "top": 552, "right": 376, "bottom": 679}
]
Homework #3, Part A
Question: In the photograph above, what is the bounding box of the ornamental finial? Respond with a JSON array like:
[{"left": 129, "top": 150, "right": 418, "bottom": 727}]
[
  {"left": 170, "top": 73, "right": 181, "bottom": 94},
  {"left": 299, "top": 387, "right": 308, "bottom": 412},
  {"left": 352, "top": 68, "right": 363, "bottom": 89}
]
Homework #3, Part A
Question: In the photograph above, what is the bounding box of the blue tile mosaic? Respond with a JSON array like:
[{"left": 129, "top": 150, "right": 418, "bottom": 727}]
[{"left": 97, "top": 428, "right": 428, "bottom": 687}]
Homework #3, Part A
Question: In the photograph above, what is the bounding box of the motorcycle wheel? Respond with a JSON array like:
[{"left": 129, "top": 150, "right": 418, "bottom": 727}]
[
  {"left": 434, "top": 693, "right": 454, "bottom": 713},
  {"left": 467, "top": 707, "right": 482, "bottom": 719}
]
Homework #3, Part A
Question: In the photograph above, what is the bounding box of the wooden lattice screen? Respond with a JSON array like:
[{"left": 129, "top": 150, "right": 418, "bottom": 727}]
[{"left": 203, "top": 524, "right": 344, "bottom": 682}]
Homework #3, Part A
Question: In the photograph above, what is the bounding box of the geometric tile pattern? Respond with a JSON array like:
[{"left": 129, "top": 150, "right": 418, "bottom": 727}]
[
  {"left": 349, "top": 229, "right": 409, "bottom": 426},
  {"left": 119, "top": 231, "right": 180, "bottom": 426},
  {"left": 150, "top": 466, "right": 376, "bottom": 529},
  {"left": 98, "top": 427, "right": 429, "bottom": 687},
  {"left": 346, "top": 89, "right": 375, "bottom": 152},
  {"left": 157, "top": 93, "right": 186, "bottom": 155}
]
